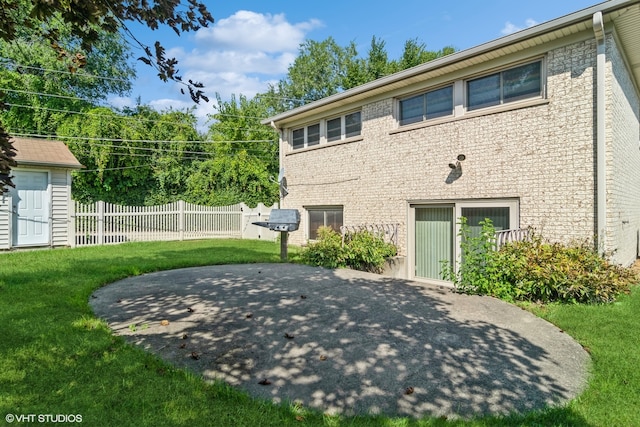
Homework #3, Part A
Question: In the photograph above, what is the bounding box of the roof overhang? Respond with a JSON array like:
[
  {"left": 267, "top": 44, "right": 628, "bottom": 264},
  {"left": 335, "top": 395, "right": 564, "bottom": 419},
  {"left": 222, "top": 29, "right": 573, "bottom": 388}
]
[
  {"left": 264, "top": 0, "right": 640, "bottom": 127},
  {"left": 12, "top": 137, "right": 84, "bottom": 169}
]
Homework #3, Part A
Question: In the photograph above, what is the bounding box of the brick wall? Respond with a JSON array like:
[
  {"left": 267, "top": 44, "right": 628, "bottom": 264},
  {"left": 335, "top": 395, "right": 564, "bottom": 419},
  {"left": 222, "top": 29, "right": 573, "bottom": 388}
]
[
  {"left": 282, "top": 39, "right": 609, "bottom": 264},
  {"left": 606, "top": 34, "right": 640, "bottom": 265}
]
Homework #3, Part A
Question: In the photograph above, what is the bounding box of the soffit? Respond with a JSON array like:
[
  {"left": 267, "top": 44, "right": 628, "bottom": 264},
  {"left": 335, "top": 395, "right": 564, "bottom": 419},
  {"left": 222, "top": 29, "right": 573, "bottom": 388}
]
[{"left": 611, "top": 3, "right": 640, "bottom": 89}]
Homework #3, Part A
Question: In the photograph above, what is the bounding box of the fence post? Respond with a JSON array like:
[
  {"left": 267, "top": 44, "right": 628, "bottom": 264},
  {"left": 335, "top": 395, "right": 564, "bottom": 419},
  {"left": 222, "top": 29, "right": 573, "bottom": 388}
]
[
  {"left": 179, "top": 200, "right": 185, "bottom": 241},
  {"left": 97, "top": 201, "right": 104, "bottom": 245},
  {"left": 69, "top": 200, "right": 76, "bottom": 248},
  {"left": 240, "top": 202, "right": 248, "bottom": 239}
]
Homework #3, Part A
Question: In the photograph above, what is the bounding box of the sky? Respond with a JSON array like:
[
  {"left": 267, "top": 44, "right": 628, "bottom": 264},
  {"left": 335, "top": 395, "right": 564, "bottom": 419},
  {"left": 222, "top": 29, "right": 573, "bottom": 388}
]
[{"left": 113, "top": 0, "right": 602, "bottom": 129}]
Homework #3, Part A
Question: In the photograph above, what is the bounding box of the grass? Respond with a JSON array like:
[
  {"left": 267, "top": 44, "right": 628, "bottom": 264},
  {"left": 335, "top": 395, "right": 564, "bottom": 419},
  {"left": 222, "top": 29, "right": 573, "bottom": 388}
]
[{"left": 0, "top": 239, "right": 639, "bottom": 426}]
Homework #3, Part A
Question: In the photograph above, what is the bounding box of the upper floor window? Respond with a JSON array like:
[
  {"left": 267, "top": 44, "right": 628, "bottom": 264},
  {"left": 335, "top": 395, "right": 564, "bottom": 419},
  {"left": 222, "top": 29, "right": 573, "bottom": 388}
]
[
  {"left": 327, "top": 111, "right": 362, "bottom": 142},
  {"left": 292, "top": 111, "right": 361, "bottom": 149},
  {"left": 292, "top": 123, "right": 320, "bottom": 149},
  {"left": 399, "top": 85, "right": 453, "bottom": 126},
  {"left": 467, "top": 61, "right": 542, "bottom": 111}
]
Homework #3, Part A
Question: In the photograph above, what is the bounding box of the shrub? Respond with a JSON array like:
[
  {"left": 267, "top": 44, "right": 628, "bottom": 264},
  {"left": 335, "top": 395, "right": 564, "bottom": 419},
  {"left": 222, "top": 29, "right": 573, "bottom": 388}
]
[
  {"left": 300, "top": 227, "right": 397, "bottom": 273},
  {"left": 441, "top": 218, "right": 514, "bottom": 300},
  {"left": 343, "top": 228, "right": 397, "bottom": 273},
  {"left": 497, "top": 236, "right": 637, "bottom": 304},
  {"left": 442, "top": 218, "right": 638, "bottom": 304},
  {"left": 299, "top": 226, "right": 346, "bottom": 269}
]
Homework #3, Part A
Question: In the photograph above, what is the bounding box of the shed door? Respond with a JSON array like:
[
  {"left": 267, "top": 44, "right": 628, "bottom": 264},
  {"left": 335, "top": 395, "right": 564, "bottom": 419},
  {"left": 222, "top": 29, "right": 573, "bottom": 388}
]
[{"left": 12, "top": 171, "right": 50, "bottom": 246}]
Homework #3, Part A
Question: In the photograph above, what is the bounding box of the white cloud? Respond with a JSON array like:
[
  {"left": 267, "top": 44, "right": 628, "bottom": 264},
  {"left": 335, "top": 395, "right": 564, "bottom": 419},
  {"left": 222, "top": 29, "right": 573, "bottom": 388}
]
[
  {"left": 129, "top": 10, "right": 321, "bottom": 132},
  {"left": 109, "top": 96, "right": 135, "bottom": 109},
  {"left": 501, "top": 18, "right": 539, "bottom": 35},
  {"left": 161, "top": 10, "right": 320, "bottom": 103},
  {"left": 195, "top": 11, "right": 322, "bottom": 53}
]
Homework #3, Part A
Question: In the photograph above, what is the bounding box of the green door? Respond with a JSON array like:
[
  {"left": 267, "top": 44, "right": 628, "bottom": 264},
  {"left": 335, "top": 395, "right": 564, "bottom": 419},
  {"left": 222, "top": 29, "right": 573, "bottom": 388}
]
[{"left": 415, "top": 207, "right": 453, "bottom": 280}]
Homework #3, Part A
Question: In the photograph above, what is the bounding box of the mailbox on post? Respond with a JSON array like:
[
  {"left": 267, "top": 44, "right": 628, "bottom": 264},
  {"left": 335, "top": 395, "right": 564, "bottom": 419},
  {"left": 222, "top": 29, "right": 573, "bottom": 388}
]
[{"left": 252, "top": 209, "right": 300, "bottom": 260}]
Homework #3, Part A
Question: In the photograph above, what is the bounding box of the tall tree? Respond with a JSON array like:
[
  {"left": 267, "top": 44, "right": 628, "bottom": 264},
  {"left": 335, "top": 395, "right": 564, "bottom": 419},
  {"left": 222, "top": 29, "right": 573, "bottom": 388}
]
[
  {"left": 389, "top": 38, "right": 456, "bottom": 73},
  {"left": 57, "top": 105, "right": 201, "bottom": 205},
  {"left": 268, "top": 37, "right": 358, "bottom": 110},
  {"left": 263, "top": 36, "right": 456, "bottom": 113},
  {"left": 0, "top": 25, "right": 135, "bottom": 136},
  {"left": 186, "top": 94, "right": 279, "bottom": 207},
  {"left": 0, "top": 0, "right": 214, "bottom": 194},
  {"left": 343, "top": 36, "right": 390, "bottom": 90}
]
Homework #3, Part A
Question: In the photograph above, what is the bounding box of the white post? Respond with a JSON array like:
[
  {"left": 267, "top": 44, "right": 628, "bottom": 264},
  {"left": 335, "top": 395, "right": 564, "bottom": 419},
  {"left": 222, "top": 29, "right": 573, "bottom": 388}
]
[
  {"left": 69, "top": 200, "right": 76, "bottom": 248},
  {"left": 97, "top": 201, "right": 104, "bottom": 245},
  {"left": 179, "top": 200, "right": 185, "bottom": 241}
]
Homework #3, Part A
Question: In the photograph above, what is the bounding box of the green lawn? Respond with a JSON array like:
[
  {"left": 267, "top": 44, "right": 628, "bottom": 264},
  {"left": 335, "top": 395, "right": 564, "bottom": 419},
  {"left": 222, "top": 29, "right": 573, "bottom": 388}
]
[{"left": 1, "top": 240, "right": 638, "bottom": 426}]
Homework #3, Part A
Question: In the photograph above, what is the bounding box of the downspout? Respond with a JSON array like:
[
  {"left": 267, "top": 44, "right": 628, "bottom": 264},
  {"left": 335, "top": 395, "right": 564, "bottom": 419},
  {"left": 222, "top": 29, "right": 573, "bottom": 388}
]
[
  {"left": 593, "top": 11, "right": 607, "bottom": 255},
  {"left": 270, "top": 120, "right": 283, "bottom": 208}
]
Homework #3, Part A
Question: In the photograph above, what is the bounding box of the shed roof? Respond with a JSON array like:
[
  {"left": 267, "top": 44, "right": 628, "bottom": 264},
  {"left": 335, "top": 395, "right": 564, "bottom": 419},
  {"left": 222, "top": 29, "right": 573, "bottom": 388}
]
[{"left": 12, "top": 137, "right": 84, "bottom": 169}]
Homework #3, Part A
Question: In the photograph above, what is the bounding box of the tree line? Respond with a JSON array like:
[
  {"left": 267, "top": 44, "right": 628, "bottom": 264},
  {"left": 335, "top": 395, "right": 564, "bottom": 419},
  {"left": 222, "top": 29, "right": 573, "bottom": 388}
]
[{"left": 0, "top": 1, "right": 454, "bottom": 207}]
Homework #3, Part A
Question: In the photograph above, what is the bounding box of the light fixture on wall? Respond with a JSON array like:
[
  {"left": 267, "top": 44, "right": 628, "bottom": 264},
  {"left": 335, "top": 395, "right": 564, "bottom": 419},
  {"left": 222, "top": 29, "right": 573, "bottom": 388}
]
[{"left": 448, "top": 154, "right": 466, "bottom": 169}]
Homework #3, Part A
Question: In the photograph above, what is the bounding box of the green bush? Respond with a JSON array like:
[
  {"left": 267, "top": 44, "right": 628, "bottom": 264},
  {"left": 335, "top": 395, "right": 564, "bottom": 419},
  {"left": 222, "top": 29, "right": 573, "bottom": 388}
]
[
  {"left": 300, "top": 227, "right": 397, "bottom": 273},
  {"left": 442, "top": 219, "right": 637, "bottom": 304},
  {"left": 496, "top": 236, "right": 637, "bottom": 304},
  {"left": 441, "top": 218, "right": 515, "bottom": 299},
  {"left": 299, "top": 226, "right": 346, "bottom": 269}
]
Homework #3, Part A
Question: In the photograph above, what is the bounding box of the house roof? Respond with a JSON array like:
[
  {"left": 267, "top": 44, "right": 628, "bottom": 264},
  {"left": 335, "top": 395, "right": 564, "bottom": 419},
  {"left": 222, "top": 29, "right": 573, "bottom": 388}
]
[
  {"left": 11, "top": 137, "right": 84, "bottom": 169},
  {"left": 264, "top": 0, "right": 640, "bottom": 127}
]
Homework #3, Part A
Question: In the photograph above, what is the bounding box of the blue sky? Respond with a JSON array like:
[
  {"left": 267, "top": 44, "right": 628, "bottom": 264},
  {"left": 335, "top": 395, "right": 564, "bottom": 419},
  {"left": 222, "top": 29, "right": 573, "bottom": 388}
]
[{"left": 115, "top": 0, "right": 601, "bottom": 127}]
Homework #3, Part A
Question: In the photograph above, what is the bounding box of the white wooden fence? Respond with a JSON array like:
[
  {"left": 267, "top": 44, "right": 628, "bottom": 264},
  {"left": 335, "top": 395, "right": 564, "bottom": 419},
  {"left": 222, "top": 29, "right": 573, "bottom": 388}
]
[{"left": 72, "top": 200, "right": 277, "bottom": 247}]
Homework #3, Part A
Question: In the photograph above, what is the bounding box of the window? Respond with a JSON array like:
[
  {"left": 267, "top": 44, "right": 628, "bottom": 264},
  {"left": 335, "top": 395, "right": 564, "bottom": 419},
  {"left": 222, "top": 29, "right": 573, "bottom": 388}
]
[
  {"left": 327, "top": 117, "right": 342, "bottom": 142},
  {"left": 325, "top": 111, "right": 362, "bottom": 143},
  {"left": 292, "top": 128, "right": 305, "bottom": 149},
  {"left": 291, "top": 123, "right": 320, "bottom": 149},
  {"left": 345, "top": 111, "right": 362, "bottom": 138},
  {"left": 467, "top": 61, "right": 542, "bottom": 111},
  {"left": 412, "top": 200, "right": 519, "bottom": 281},
  {"left": 308, "top": 123, "right": 320, "bottom": 146},
  {"left": 307, "top": 206, "right": 343, "bottom": 240},
  {"left": 292, "top": 111, "right": 361, "bottom": 149},
  {"left": 400, "top": 85, "right": 453, "bottom": 125}
]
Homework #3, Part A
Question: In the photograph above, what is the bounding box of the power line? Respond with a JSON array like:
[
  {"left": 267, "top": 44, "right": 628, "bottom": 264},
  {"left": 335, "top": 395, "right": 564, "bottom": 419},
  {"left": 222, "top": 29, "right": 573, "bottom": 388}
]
[
  {"left": 0, "top": 57, "right": 130, "bottom": 83},
  {"left": 76, "top": 164, "right": 154, "bottom": 173},
  {"left": 3, "top": 101, "right": 277, "bottom": 132},
  {"left": 1, "top": 88, "right": 94, "bottom": 104},
  {"left": 10, "top": 131, "right": 274, "bottom": 145}
]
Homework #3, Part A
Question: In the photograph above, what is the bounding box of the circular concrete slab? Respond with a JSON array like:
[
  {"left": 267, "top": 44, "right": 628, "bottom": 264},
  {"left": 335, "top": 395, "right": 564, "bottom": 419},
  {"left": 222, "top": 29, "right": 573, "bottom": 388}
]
[{"left": 90, "top": 263, "right": 590, "bottom": 419}]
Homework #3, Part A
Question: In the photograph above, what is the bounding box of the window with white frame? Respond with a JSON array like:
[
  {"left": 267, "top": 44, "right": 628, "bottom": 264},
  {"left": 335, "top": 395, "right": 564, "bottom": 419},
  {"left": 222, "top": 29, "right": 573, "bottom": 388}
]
[
  {"left": 467, "top": 60, "right": 542, "bottom": 111},
  {"left": 292, "top": 123, "right": 320, "bottom": 149},
  {"left": 327, "top": 111, "right": 362, "bottom": 142},
  {"left": 307, "top": 206, "right": 343, "bottom": 240},
  {"left": 399, "top": 85, "right": 454, "bottom": 126},
  {"left": 291, "top": 111, "right": 361, "bottom": 149}
]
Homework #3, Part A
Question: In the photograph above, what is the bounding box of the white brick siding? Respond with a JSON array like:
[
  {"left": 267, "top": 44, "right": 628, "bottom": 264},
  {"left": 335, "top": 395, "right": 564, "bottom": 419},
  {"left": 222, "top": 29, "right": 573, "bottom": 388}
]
[
  {"left": 281, "top": 36, "right": 640, "bottom": 270},
  {"left": 606, "top": 34, "right": 640, "bottom": 265}
]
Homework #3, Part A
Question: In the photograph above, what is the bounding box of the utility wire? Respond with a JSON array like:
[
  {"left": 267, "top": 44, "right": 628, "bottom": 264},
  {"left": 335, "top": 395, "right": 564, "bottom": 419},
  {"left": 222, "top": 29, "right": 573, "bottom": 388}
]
[
  {"left": 0, "top": 57, "right": 308, "bottom": 104},
  {"left": 3, "top": 100, "right": 277, "bottom": 131},
  {"left": 10, "top": 131, "right": 275, "bottom": 145},
  {"left": 0, "top": 57, "right": 130, "bottom": 83}
]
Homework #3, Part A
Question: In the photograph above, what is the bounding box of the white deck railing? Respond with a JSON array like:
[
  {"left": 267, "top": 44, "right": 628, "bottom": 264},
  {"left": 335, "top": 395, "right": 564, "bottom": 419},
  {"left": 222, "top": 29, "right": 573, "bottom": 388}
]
[
  {"left": 72, "top": 200, "right": 276, "bottom": 247},
  {"left": 495, "top": 228, "right": 532, "bottom": 249}
]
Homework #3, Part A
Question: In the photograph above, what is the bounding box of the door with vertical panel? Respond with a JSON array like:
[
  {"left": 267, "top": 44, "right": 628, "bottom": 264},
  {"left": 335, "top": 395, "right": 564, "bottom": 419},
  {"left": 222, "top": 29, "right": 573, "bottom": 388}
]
[
  {"left": 12, "top": 171, "right": 50, "bottom": 246},
  {"left": 415, "top": 207, "right": 453, "bottom": 280}
]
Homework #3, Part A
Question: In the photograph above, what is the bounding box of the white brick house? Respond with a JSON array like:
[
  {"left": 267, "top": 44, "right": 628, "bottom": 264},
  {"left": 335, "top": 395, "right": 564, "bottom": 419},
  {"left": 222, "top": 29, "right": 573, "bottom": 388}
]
[{"left": 264, "top": 0, "right": 640, "bottom": 282}]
